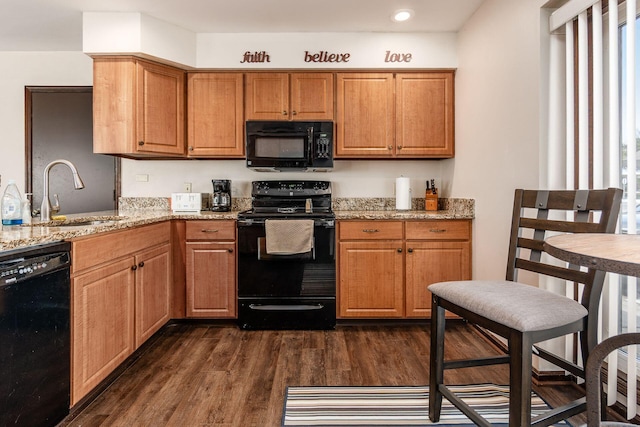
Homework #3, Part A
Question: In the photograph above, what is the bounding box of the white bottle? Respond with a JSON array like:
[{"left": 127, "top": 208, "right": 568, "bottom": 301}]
[
  {"left": 1, "top": 180, "right": 23, "bottom": 225},
  {"left": 22, "top": 193, "right": 32, "bottom": 225}
]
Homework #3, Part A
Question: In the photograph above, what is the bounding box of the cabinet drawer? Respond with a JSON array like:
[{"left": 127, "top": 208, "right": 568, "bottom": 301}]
[
  {"left": 71, "top": 222, "right": 170, "bottom": 273},
  {"left": 339, "top": 221, "right": 403, "bottom": 240},
  {"left": 186, "top": 220, "right": 236, "bottom": 241},
  {"left": 406, "top": 220, "right": 471, "bottom": 240}
]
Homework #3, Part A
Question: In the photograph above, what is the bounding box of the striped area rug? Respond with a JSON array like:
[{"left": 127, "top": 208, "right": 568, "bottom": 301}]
[{"left": 282, "top": 383, "right": 568, "bottom": 426}]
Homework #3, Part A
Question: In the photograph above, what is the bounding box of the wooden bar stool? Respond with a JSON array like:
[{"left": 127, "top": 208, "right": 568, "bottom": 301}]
[{"left": 428, "top": 188, "right": 622, "bottom": 426}]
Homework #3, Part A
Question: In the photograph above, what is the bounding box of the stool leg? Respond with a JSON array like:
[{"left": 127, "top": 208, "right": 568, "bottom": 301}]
[
  {"left": 509, "top": 331, "right": 533, "bottom": 427},
  {"left": 429, "top": 296, "right": 446, "bottom": 422}
]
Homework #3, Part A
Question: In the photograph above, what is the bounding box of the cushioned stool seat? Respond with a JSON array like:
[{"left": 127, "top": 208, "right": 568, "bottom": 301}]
[{"left": 430, "top": 280, "right": 588, "bottom": 332}]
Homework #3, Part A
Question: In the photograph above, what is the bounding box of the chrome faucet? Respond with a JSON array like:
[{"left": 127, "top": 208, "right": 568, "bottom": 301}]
[{"left": 40, "top": 159, "right": 85, "bottom": 221}]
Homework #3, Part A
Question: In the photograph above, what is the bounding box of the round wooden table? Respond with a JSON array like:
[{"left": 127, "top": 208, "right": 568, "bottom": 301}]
[{"left": 544, "top": 233, "right": 640, "bottom": 277}]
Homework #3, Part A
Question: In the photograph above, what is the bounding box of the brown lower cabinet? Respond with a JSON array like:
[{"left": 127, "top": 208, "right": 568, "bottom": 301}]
[
  {"left": 185, "top": 220, "right": 237, "bottom": 318},
  {"left": 338, "top": 219, "right": 471, "bottom": 318},
  {"left": 70, "top": 222, "right": 171, "bottom": 405},
  {"left": 68, "top": 218, "right": 468, "bottom": 406}
]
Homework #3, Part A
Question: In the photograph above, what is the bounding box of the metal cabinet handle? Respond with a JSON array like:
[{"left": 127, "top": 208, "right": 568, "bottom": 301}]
[
  {"left": 131, "top": 265, "right": 137, "bottom": 271},
  {"left": 138, "top": 141, "right": 145, "bottom": 146},
  {"left": 407, "top": 248, "right": 413, "bottom": 253},
  {"left": 138, "top": 261, "right": 144, "bottom": 268},
  {"left": 282, "top": 110, "right": 288, "bottom": 115},
  {"left": 398, "top": 145, "right": 403, "bottom": 150},
  {"left": 188, "top": 146, "right": 194, "bottom": 151},
  {"left": 397, "top": 248, "right": 403, "bottom": 253},
  {"left": 228, "top": 248, "right": 234, "bottom": 253},
  {"left": 201, "top": 229, "right": 219, "bottom": 233},
  {"left": 362, "top": 229, "right": 379, "bottom": 233},
  {"left": 430, "top": 229, "right": 447, "bottom": 233},
  {"left": 387, "top": 145, "right": 393, "bottom": 150},
  {"left": 292, "top": 110, "right": 297, "bottom": 115}
]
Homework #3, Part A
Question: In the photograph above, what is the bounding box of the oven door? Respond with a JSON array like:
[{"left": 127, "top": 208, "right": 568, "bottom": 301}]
[
  {"left": 237, "top": 218, "right": 336, "bottom": 330},
  {"left": 237, "top": 219, "right": 335, "bottom": 298}
]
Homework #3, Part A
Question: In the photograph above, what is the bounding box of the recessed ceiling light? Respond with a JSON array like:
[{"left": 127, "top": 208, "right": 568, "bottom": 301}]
[{"left": 392, "top": 9, "right": 414, "bottom": 23}]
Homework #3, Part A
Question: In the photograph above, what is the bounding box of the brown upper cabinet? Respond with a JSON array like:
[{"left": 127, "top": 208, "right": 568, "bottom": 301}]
[
  {"left": 93, "top": 57, "right": 186, "bottom": 157},
  {"left": 245, "top": 72, "right": 334, "bottom": 121},
  {"left": 91, "top": 56, "right": 455, "bottom": 159},
  {"left": 336, "top": 71, "right": 454, "bottom": 159},
  {"left": 187, "top": 73, "right": 245, "bottom": 158},
  {"left": 335, "top": 73, "right": 395, "bottom": 158}
]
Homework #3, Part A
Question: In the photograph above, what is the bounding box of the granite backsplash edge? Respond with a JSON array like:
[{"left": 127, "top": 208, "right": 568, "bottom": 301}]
[{"left": 119, "top": 196, "right": 475, "bottom": 216}]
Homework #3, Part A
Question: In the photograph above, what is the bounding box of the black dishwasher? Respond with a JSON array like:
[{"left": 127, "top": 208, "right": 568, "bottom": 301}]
[{"left": 0, "top": 241, "right": 71, "bottom": 427}]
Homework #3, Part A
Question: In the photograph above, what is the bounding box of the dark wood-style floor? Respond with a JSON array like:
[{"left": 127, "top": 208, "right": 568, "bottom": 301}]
[{"left": 61, "top": 322, "right": 588, "bottom": 426}]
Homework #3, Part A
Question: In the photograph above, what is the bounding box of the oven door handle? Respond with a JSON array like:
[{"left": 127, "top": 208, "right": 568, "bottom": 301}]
[
  {"left": 237, "top": 218, "right": 335, "bottom": 227},
  {"left": 257, "top": 237, "right": 315, "bottom": 260},
  {"left": 248, "top": 304, "right": 324, "bottom": 311}
]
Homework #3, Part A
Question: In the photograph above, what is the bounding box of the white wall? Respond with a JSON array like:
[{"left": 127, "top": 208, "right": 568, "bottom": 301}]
[
  {"left": 447, "top": 0, "right": 546, "bottom": 279},
  {"left": 82, "top": 13, "right": 458, "bottom": 70},
  {"left": 195, "top": 32, "right": 457, "bottom": 69},
  {"left": 121, "top": 159, "right": 446, "bottom": 199},
  {"left": 0, "top": 52, "right": 93, "bottom": 195}
]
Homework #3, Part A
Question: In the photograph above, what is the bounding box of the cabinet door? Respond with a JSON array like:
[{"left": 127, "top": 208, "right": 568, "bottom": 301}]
[
  {"left": 135, "top": 243, "right": 172, "bottom": 347},
  {"left": 245, "top": 73, "right": 289, "bottom": 120},
  {"left": 395, "top": 72, "right": 454, "bottom": 158},
  {"left": 187, "top": 73, "right": 244, "bottom": 157},
  {"left": 405, "top": 241, "right": 471, "bottom": 318},
  {"left": 186, "top": 241, "right": 237, "bottom": 318},
  {"left": 338, "top": 241, "right": 404, "bottom": 318},
  {"left": 72, "top": 258, "right": 135, "bottom": 405},
  {"left": 335, "top": 73, "right": 395, "bottom": 157},
  {"left": 290, "top": 73, "right": 334, "bottom": 120},
  {"left": 93, "top": 57, "right": 136, "bottom": 155},
  {"left": 136, "top": 60, "right": 186, "bottom": 155}
]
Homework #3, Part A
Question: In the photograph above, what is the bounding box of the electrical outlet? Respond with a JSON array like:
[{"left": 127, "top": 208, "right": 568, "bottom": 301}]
[
  {"left": 183, "top": 182, "right": 192, "bottom": 193},
  {"left": 135, "top": 174, "right": 149, "bottom": 182}
]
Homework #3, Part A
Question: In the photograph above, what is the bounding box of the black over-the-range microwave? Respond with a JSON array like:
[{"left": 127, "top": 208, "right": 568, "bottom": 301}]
[{"left": 245, "top": 121, "right": 333, "bottom": 172}]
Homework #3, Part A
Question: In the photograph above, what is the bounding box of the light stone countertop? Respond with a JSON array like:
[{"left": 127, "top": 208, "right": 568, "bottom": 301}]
[
  {"left": 0, "top": 198, "right": 474, "bottom": 252},
  {"left": 333, "top": 209, "right": 472, "bottom": 220},
  {"left": 0, "top": 210, "right": 238, "bottom": 252}
]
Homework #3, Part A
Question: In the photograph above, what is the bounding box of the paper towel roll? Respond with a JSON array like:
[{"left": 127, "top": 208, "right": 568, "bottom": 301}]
[{"left": 395, "top": 177, "right": 411, "bottom": 210}]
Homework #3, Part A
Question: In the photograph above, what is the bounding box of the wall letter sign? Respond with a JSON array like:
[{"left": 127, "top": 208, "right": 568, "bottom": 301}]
[
  {"left": 304, "top": 50, "right": 351, "bottom": 63},
  {"left": 240, "top": 51, "right": 271, "bottom": 63},
  {"left": 384, "top": 51, "right": 413, "bottom": 63}
]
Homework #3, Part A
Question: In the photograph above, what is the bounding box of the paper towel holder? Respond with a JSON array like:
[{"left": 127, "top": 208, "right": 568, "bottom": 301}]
[{"left": 395, "top": 176, "right": 412, "bottom": 210}]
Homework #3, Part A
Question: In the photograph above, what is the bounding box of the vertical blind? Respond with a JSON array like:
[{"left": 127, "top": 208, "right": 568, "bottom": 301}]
[{"left": 549, "top": 0, "right": 638, "bottom": 418}]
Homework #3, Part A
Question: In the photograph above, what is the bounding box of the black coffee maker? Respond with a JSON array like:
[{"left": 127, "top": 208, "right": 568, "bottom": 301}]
[{"left": 211, "top": 180, "right": 231, "bottom": 212}]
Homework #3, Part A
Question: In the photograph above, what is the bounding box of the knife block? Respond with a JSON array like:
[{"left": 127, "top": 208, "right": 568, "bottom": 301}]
[{"left": 425, "top": 191, "right": 438, "bottom": 211}]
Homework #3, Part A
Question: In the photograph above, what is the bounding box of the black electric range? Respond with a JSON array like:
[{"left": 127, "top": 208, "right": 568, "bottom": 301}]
[{"left": 236, "top": 180, "right": 336, "bottom": 330}]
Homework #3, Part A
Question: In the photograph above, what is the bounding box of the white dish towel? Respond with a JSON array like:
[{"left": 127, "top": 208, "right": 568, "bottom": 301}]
[{"left": 265, "top": 219, "right": 314, "bottom": 255}]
